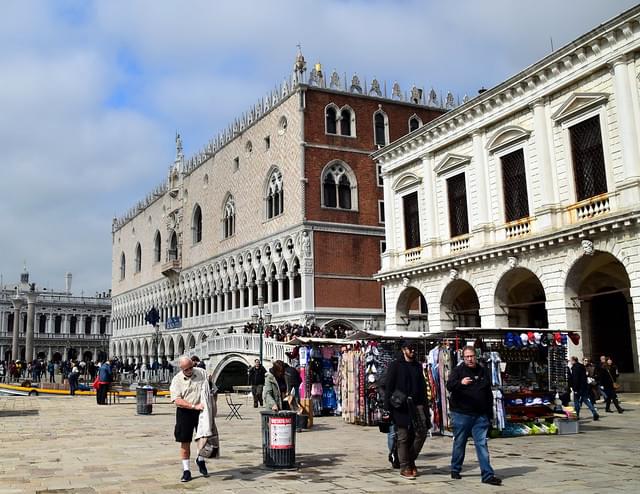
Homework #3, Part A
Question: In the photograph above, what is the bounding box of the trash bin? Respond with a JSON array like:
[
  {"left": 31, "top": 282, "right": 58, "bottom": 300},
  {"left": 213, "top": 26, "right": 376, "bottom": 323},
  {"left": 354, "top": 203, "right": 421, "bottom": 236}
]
[
  {"left": 260, "top": 411, "right": 297, "bottom": 469},
  {"left": 136, "top": 386, "right": 154, "bottom": 415}
]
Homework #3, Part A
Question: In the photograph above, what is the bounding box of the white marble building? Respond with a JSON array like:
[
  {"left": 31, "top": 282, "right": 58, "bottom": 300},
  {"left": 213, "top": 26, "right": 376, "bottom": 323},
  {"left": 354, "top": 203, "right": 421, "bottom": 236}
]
[
  {"left": 0, "top": 269, "right": 111, "bottom": 362},
  {"left": 374, "top": 6, "right": 640, "bottom": 388}
]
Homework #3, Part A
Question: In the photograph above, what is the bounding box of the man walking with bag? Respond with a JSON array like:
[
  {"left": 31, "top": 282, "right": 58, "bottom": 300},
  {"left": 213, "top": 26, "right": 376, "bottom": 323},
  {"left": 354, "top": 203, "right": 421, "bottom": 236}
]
[
  {"left": 170, "top": 356, "right": 219, "bottom": 483},
  {"left": 384, "top": 340, "right": 428, "bottom": 480},
  {"left": 568, "top": 356, "right": 599, "bottom": 421},
  {"left": 248, "top": 359, "right": 266, "bottom": 408},
  {"left": 447, "top": 346, "right": 501, "bottom": 486}
]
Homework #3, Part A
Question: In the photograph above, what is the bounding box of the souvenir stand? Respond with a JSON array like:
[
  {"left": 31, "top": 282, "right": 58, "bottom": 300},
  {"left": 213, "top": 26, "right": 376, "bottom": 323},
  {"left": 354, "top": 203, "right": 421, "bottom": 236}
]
[
  {"left": 343, "top": 328, "right": 577, "bottom": 438},
  {"left": 283, "top": 337, "right": 353, "bottom": 422}
]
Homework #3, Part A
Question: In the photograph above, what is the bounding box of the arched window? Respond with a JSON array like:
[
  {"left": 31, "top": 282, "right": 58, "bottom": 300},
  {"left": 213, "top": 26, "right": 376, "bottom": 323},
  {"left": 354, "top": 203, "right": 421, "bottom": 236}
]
[
  {"left": 292, "top": 257, "right": 301, "bottom": 298},
  {"left": 168, "top": 230, "right": 178, "bottom": 260},
  {"left": 223, "top": 195, "right": 235, "bottom": 239},
  {"left": 282, "top": 261, "right": 290, "bottom": 300},
  {"left": 340, "top": 108, "right": 352, "bottom": 136},
  {"left": 134, "top": 243, "right": 142, "bottom": 273},
  {"left": 192, "top": 204, "right": 203, "bottom": 243},
  {"left": 266, "top": 168, "right": 284, "bottom": 219},
  {"left": 374, "top": 111, "right": 388, "bottom": 146},
  {"left": 153, "top": 231, "right": 161, "bottom": 263},
  {"left": 325, "top": 105, "right": 337, "bottom": 134},
  {"left": 120, "top": 252, "right": 126, "bottom": 280},
  {"left": 322, "top": 162, "right": 357, "bottom": 210},
  {"left": 409, "top": 115, "right": 421, "bottom": 132}
]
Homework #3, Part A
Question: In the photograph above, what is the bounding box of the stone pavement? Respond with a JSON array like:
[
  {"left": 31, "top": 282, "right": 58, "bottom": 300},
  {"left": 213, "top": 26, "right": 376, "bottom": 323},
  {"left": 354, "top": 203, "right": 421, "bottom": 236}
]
[{"left": 0, "top": 393, "right": 639, "bottom": 494}]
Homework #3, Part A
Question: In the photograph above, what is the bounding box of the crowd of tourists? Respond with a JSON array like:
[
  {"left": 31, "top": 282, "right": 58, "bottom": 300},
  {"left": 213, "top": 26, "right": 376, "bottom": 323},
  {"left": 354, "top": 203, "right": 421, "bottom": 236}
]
[{"left": 238, "top": 322, "right": 351, "bottom": 341}]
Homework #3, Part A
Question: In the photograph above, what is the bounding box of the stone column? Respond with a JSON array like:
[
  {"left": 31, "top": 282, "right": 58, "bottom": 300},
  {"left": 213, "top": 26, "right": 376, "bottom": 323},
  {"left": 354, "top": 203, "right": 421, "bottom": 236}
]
[
  {"left": 288, "top": 275, "right": 295, "bottom": 300},
  {"left": 231, "top": 289, "right": 237, "bottom": 311},
  {"left": 611, "top": 56, "right": 640, "bottom": 206},
  {"left": 11, "top": 297, "right": 25, "bottom": 361},
  {"left": 471, "top": 131, "right": 491, "bottom": 246},
  {"left": 0, "top": 310, "right": 5, "bottom": 333},
  {"left": 277, "top": 276, "right": 284, "bottom": 303},
  {"left": 267, "top": 280, "right": 273, "bottom": 304}
]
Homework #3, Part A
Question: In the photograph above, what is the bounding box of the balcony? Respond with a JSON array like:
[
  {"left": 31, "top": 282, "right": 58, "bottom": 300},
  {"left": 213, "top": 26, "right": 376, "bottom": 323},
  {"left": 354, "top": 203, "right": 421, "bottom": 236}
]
[
  {"left": 449, "top": 235, "right": 470, "bottom": 253},
  {"left": 161, "top": 259, "right": 182, "bottom": 277},
  {"left": 404, "top": 247, "right": 422, "bottom": 263},
  {"left": 504, "top": 217, "right": 532, "bottom": 239},
  {"left": 567, "top": 193, "right": 610, "bottom": 222}
]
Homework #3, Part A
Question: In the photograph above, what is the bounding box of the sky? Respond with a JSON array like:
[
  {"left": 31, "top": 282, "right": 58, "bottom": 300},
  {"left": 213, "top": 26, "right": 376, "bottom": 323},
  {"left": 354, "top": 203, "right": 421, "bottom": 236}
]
[{"left": 0, "top": 0, "right": 637, "bottom": 296}]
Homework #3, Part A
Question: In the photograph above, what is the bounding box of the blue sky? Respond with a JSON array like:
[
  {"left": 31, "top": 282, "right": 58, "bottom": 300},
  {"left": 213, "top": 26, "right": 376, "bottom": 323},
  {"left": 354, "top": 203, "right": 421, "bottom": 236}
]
[{"left": 0, "top": 0, "right": 636, "bottom": 295}]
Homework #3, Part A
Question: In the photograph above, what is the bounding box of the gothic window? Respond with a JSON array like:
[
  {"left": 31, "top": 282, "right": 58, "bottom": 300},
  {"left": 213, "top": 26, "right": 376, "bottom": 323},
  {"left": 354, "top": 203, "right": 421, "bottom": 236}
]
[
  {"left": 403, "top": 192, "right": 420, "bottom": 249},
  {"left": 192, "top": 204, "right": 203, "bottom": 243},
  {"left": 501, "top": 149, "right": 530, "bottom": 222},
  {"left": 325, "top": 105, "right": 338, "bottom": 134},
  {"left": 223, "top": 195, "right": 236, "bottom": 239},
  {"left": 322, "top": 162, "right": 357, "bottom": 210},
  {"left": 168, "top": 230, "right": 178, "bottom": 260},
  {"left": 374, "top": 110, "right": 388, "bottom": 146},
  {"left": 292, "top": 258, "right": 301, "bottom": 298},
  {"left": 154, "top": 231, "right": 161, "bottom": 263},
  {"left": 266, "top": 168, "right": 284, "bottom": 219},
  {"left": 570, "top": 115, "right": 607, "bottom": 201},
  {"left": 270, "top": 265, "right": 279, "bottom": 302},
  {"left": 447, "top": 173, "right": 469, "bottom": 237},
  {"left": 120, "top": 252, "right": 126, "bottom": 280},
  {"left": 409, "top": 116, "right": 421, "bottom": 132},
  {"left": 282, "top": 261, "right": 290, "bottom": 300},
  {"left": 340, "top": 108, "right": 352, "bottom": 136},
  {"left": 134, "top": 243, "right": 142, "bottom": 273}
]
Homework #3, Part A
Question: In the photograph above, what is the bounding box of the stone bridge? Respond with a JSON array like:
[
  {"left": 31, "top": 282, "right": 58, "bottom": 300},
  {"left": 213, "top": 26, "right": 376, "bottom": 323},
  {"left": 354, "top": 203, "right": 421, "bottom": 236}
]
[{"left": 181, "top": 334, "right": 290, "bottom": 389}]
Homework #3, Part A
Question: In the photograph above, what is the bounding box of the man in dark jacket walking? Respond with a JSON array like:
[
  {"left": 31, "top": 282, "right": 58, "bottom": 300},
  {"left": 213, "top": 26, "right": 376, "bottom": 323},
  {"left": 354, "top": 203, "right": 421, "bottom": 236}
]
[
  {"left": 248, "top": 359, "right": 266, "bottom": 408},
  {"left": 568, "top": 356, "right": 599, "bottom": 420},
  {"left": 446, "top": 346, "right": 501, "bottom": 486},
  {"left": 383, "top": 340, "right": 427, "bottom": 480},
  {"left": 96, "top": 360, "right": 113, "bottom": 405}
]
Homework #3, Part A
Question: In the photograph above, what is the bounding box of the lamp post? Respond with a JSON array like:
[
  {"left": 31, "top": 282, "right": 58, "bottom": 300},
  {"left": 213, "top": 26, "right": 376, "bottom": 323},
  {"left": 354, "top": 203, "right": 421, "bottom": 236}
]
[{"left": 251, "top": 297, "right": 272, "bottom": 364}]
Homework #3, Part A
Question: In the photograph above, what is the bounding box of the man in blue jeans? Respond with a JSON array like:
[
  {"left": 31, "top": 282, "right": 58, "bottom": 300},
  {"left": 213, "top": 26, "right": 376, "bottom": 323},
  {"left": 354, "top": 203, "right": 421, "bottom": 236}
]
[{"left": 446, "top": 346, "right": 501, "bottom": 486}]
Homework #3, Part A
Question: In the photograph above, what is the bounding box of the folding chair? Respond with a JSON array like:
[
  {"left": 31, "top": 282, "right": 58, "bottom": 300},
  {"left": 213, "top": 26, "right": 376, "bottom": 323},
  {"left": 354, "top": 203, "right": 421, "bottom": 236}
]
[{"left": 225, "top": 392, "right": 244, "bottom": 420}]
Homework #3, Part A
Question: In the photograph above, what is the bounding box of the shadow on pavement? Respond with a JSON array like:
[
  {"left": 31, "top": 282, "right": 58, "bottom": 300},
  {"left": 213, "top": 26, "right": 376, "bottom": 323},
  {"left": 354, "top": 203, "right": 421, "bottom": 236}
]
[
  {"left": 496, "top": 465, "right": 538, "bottom": 478},
  {"left": 0, "top": 410, "right": 39, "bottom": 417}
]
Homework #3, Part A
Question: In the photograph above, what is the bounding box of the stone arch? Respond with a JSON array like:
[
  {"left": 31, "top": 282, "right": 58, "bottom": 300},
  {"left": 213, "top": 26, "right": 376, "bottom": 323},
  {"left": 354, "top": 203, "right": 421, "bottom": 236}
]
[
  {"left": 158, "top": 337, "right": 166, "bottom": 357},
  {"left": 176, "top": 335, "right": 185, "bottom": 355},
  {"left": 186, "top": 333, "right": 196, "bottom": 350},
  {"left": 322, "top": 318, "right": 358, "bottom": 333},
  {"left": 394, "top": 286, "right": 429, "bottom": 331},
  {"left": 440, "top": 279, "right": 480, "bottom": 331},
  {"left": 564, "top": 249, "right": 636, "bottom": 373},
  {"left": 198, "top": 331, "right": 207, "bottom": 344},
  {"left": 134, "top": 339, "right": 141, "bottom": 358},
  {"left": 210, "top": 354, "right": 252, "bottom": 392},
  {"left": 494, "top": 267, "right": 548, "bottom": 328},
  {"left": 166, "top": 337, "right": 175, "bottom": 359}
]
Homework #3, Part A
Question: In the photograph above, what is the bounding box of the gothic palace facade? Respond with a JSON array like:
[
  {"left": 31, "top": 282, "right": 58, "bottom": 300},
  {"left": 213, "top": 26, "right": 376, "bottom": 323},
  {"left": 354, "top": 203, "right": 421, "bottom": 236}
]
[
  {"left": 374, "top": 6, "right": 640, "bottom": 388},
  {"left": 110, "top": 53, "right": 446, "bottom": 364}
]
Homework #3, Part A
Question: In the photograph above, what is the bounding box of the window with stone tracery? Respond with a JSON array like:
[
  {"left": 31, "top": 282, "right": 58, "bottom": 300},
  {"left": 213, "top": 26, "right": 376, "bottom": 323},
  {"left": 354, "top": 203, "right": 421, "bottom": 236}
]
[
  {"left": 134, "top": 243, "right": 142, "bottom": 273},
  {"left": 192, "top": 204, "right": 203, "bottom": 243},
  {"left": 120, "top": 252, "right": 126, "bottom": 280},
  {"left": 266, "top": 168, "right": 284, "bottom": 219},
  {"left": 153, "top": 231, "right": 161, "bottom": 263},
  {"left": 223, "top": 195, "right": 236, "bottom": 239},
  {"left": 322, "top": 162, "right": 357, "bottom": 210}
]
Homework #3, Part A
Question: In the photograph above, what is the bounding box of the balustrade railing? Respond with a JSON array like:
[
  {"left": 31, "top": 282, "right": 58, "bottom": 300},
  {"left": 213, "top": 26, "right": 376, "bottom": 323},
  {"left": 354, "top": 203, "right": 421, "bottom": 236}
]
[
  {"left": 404, "top": 247, "right": 422, "bottom": 263},
  {"left": 568, "top": 193, "right": 610, "bottom": 222},
  {"left": 504, "top": 217, "right": 532, "bottom": 239}
]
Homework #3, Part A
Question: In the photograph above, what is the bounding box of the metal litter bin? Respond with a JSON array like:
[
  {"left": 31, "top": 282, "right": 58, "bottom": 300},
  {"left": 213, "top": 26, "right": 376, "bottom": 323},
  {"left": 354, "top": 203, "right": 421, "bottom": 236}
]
[
  {"left": 261, "top": 411, "right": 297, "bottom": 469},
  {"left": 136, "top": 386, "right": 154, "bottom": 415}
]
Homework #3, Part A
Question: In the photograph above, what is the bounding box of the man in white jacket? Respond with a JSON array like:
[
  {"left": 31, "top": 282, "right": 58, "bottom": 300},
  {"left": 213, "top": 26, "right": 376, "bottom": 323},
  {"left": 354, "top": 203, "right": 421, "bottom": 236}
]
[{"left": 170, "top": 356, "right": 217, "bottom": 482}]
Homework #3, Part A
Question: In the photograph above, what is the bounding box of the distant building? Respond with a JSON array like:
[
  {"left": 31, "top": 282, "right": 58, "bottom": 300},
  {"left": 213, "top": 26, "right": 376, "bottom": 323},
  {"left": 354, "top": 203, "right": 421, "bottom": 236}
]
[
  {"left": 0, "top": 268, "right": 111, "bottom": 362},
  {"left": 374, "top": 6, "right": 640, "bottom": 388},
  {"left": 110, "top": 51, "right": 450, "bottom": 364}
]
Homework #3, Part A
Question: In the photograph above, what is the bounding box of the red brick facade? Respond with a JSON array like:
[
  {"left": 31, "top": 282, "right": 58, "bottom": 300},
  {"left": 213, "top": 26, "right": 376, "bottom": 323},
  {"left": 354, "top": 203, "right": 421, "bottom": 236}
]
[{"left": 303, "top": 88, "right": 445, "bottom": 310}]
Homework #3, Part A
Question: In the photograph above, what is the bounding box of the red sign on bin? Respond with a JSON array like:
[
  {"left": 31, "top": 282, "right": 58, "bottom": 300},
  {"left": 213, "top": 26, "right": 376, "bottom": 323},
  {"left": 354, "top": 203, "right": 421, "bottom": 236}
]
[{"left": 269, "top": 416, "right": 293, "bottom": 449}]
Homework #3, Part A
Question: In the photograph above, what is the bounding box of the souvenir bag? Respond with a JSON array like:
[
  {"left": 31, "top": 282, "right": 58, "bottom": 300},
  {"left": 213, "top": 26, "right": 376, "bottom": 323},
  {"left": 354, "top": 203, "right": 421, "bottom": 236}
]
[{"left": 197, "top": 436, "right": 220, "bottom": 459}]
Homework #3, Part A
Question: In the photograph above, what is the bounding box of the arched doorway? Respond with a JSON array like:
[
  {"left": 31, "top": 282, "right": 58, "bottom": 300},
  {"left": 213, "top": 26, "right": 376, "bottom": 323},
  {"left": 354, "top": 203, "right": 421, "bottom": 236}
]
[
  {"left": 52, "top": 352, "right": 62, "bottom": 363},
  {"left": 565, "top": 251, "right": 636, "bottom": 373},
  {"left": 68, "top": 348, "right": 78, "bottom": 361},
  {"left": 440, "top": 280, "right": 480, "bottom": 331},
  {"left": 37, "top": 351, "right": 46, "bottom": 360},
  {"left": 322, "top": 319, "right": 357, "bottom": 338},
  {"left": 395, "top": 287, "right": 428, "bottom": 331},
  {"left": 214, "top": 357, "right": 250, "bottom": 393},
  {"left": 495, "top": 268, "right": 548, "bottom": 328},
  {"left": 83, "top": 351, "right": 93, "bottom": 362}
]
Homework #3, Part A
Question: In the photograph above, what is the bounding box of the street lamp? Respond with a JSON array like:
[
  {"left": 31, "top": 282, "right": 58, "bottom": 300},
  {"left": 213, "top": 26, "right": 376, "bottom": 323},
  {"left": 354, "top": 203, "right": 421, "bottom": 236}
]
[{"left": 251, "top": 297, "right": 272, "bottom": 363}]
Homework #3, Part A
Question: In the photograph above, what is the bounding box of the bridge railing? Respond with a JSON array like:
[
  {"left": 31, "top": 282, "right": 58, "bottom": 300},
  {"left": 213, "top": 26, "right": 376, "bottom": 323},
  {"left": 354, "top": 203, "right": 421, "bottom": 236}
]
[{"left": 181, "top": 334, "right": 289, "bottom": 364}]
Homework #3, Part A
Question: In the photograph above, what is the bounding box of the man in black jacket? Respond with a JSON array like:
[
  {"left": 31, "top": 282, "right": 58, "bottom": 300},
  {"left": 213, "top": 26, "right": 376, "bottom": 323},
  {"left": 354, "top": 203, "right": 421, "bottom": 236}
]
[
  {"left": 248, "top": 359, "right": 266, "bottom": 408},
  {"left": 446, "top": 346, "right": 501, "bottom": 486},
  {"left": 383, "top": 340, "right": 427, "bottom": 481},
  {"left": 568, "top": 356, "right": 599, "bottom": 420}
]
